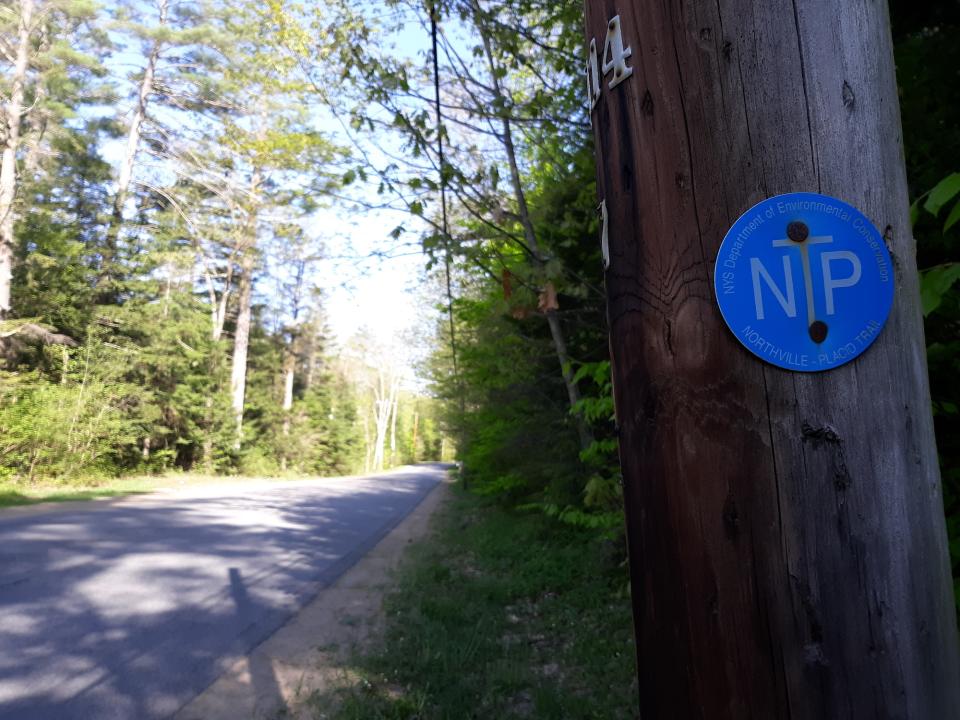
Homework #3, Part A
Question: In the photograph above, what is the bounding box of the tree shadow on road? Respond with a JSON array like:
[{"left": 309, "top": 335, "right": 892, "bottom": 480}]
[{"left": 0, "top": 467, "right": 446, "bottom": 720}]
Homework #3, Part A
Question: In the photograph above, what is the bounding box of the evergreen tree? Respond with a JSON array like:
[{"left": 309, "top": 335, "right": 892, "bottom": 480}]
[{"left": 0, "top": 0, "right": 107, "bottom": 320}]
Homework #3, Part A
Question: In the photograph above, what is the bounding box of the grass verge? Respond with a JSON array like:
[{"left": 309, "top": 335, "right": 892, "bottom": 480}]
[
  {"left": 309, "top": 484, "right": 639, "bottom": 719},
  {"left": 0, "top": 477, "right": 157, "bottom": 508},
  {"left": 0, "top": 472, "right": 311, "bottom": 509},
  {"left": 0, "top": 466, "right": 428, "bottom": 510}
]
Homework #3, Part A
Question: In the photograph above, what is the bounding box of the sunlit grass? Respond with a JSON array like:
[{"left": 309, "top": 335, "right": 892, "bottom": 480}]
[
  {"left": 0, "top": 472, "right": 309, "bottom": 509},
  {"left": 0, "top": 464, "right": 421, "bottom": 510},
  {"left": 0, "top": 477, "right": 156, "bottom": 508}
]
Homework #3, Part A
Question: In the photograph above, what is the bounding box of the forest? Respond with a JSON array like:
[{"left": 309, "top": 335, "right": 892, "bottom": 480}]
[{"left": 0, "top": 0, "right": 958, "bottom": 566}]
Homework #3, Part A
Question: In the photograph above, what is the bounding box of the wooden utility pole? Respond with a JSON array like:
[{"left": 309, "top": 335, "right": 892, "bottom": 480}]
[{"left": 584, "top": 2, "right": 960, "bottom": 718}]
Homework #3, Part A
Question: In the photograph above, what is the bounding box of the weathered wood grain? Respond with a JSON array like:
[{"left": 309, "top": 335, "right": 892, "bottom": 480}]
[{"left": 584, "top": 1, "right": 960, "bottom": 717}]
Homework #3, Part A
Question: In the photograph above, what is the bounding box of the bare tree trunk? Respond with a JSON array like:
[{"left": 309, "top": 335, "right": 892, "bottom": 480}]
[
  {"left": 99, "top": 0, "right": 168, "bottom": 298},
  {"left": 411, "top": 410, "right": 419, "bottom": 463},
  {"left": 280, "top": 258, "right": 305, "bottom": 471},
  {"left": 213, "top": 283, "right": 230, "bottom": 340},
  {"left": 389, "top": 394, "right": 398, "bottom": 466},
  {"left": 363, "top": 405, "right": 373, "bottom": 473},
  {"left": 229, "top": 155, "right": 261, "bottom": 451},
  {"left": 372, "top": 371, "right": 388, "bottom": 471},
  {"left": 230, "top": 248, "right": 254, "bottom": 450},
  {"left": 280, "top": 350, "right": 294, "bottom": 471},
  {"left": 372, "top": 406, "right": 386, "bottom": 470},
  {"left": 196, "top": 246, "right": 232, "bottom": 341},
  {"left": 475, "top": 11, "right": 593, "bottom": 452},
  {"left": 0, "top": 0, "right": 33, "bottom": 320},
  {"left": 584, "top": 1, "right": 960, "bottom": 717},
  {"left": 372, "top": 368, "right": 399, "bottom": 471},
  {"left": 282, "top": 361, "right": 294, "bottom": 418}
]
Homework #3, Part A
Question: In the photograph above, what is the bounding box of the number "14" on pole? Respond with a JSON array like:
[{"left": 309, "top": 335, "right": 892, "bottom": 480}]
[{"left": 586, "top": 15, "right": 634, "bottom": 110}]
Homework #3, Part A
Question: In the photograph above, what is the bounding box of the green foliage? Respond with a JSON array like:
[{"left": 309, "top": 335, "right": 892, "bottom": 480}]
[
  {"left": 915, "top": 174, "right": 960, "bottom": 611},
  {"left": 291, "top": 378, "right": 365, "bottom": 475},
  {"left": 890, "top": 2, "right": 960, "bottom": 612},
  {"left": 915, "top": 174, "right": 960, "bottom": 316},
  {"left": 921, "top": 263, "right": 960, "bottom": 316},
  {"left": 0, "top": 338, "right": 146, "bottom": 481}
]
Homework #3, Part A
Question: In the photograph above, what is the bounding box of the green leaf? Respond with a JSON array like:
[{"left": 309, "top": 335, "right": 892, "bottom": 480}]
[
  {"left": 409, "top": 200, "right": 424, "bottom": 216},
  {"left": 923, "top": 173, "right": 960, "bottom": 216},
  {"left": 910, "top": 198, "right": 921, "bottom": 228},
  {"left": 944, "top": 199, "right": 960, "bottom": 232},
  {"left": 919, "top": 263, "right": 960, "bottom": 316}
]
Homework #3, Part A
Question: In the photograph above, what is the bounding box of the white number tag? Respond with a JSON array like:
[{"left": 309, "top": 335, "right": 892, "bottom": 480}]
[
  {"left": 602, "top": 15, "right": 633, "bottom": 90},
  {"left": 586, "top": 38, "right": 601, "bottom": 109},
  {"left": 585, "top": 14, "right": 634, "bottom": 110}
]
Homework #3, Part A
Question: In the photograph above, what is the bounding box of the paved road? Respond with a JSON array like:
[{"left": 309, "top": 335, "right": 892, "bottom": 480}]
[{"left": 0, "top": 465, "right": 445, "bottom": 720}]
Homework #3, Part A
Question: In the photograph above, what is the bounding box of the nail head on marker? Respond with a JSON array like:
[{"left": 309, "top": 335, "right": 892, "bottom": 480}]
[
  {"left": 787, "top": 221, "right": 809, "bottom": 243},
  {"left": 809, "top": 321, "right": 828, "bottom": 344}
]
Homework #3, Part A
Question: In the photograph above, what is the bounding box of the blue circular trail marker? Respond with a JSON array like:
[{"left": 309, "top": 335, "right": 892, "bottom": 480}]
[{"left": 713, "top": 192, "right": 894, "bottom": 372}]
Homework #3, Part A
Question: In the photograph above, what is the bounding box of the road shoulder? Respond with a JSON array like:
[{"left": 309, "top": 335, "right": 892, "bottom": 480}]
[{"left": 174, "top": 476, "right": 452, "bottom": 720}]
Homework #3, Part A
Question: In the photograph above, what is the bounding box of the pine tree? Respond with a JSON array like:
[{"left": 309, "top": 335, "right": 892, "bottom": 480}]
[{"left": 0, "top": 0, "right": 106, "bottom": 320}]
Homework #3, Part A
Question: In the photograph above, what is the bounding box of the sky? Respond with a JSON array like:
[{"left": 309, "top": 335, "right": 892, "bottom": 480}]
[
  {"left": 307, "top": 7, "right": 438, "bottom": 353},
  {"left": 313, "top": 206, "right": 427, "bottom": 348}
]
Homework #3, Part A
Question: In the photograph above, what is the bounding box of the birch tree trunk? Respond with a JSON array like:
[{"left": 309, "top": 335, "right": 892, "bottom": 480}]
[
  {"left": 363, "top": 406, "right": 373, "bottom": 473},
  {"left": 228, "top": 149, "right": 263, "bottom": 450},
  {"left": 411, "top": 410, "right": 419, "bottom": 463},
  {"left": 372, "top": 372, "right": 388, "bottom": 471},
  {"left": 282, "top": 359, "right": 294, "bottom": 421},
  {"left": 212, "top": 271, "right": 231, "bottom": 341},
  {"left": 0, "top": 0, "right": 33, "bottom": 319},
  {"left": 230, "top": 259, "right": 252, "bottom": 447},
  {"left": 389, "top": 394, "right": 398, "bottom": 466},
  {"left": 372, "top": 368, "right": 399, "bottom": 471},
  {"left": 584, "top": 1, "right": 960, "bottom": 716},
  {"left": 230, "top": 246, "right": 254, "bottom": 450},
  {"left": 280, "top": 349, "right": 295, "bottom": 470}
]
